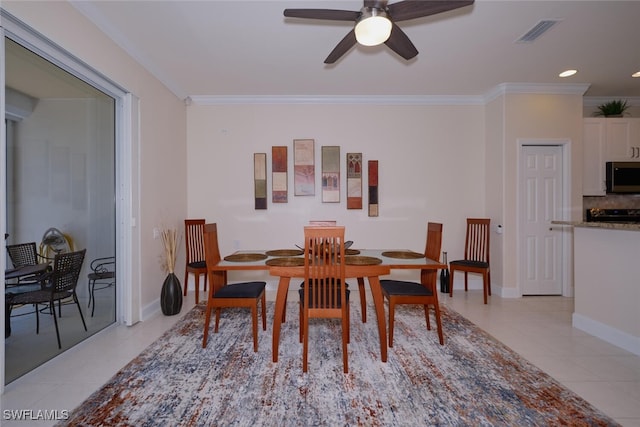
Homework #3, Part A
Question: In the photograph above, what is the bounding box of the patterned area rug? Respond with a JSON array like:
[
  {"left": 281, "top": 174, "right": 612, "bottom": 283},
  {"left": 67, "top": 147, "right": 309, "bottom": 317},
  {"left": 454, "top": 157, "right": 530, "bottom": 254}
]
[{"left": 60, "top": 302, "right": 618, "bottom": 426}]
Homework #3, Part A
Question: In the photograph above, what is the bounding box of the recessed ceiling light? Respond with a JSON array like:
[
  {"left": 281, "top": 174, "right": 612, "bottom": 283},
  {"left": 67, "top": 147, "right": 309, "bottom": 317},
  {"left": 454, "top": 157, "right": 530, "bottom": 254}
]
[
  {"left": 559, "top": 69, "right": 577, "bottom": 78},
  {"left": 633, "top": 71, "right": 640, "bottom": 78}
]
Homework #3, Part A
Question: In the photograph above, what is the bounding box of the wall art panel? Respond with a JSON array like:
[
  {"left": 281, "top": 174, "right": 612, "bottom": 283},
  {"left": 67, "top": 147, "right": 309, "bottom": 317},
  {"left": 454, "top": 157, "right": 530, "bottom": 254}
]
[
  {"left": 322, "top": 146, "right": 340, "bottom": 203},
  {"left": 254, "top": 152, "right": 267, "bottom": 210},
  {"left": 368, "top": 160, "right": 379, "bottom": 217},
  {"left": 293, "top": 139, "right": 315, "bottom": 196},
  {"left": 346, "top": 152, "right": 362, "bottom": 209},
  {"left": 272, "top": 146, "right": 287, "bottom": 203}
]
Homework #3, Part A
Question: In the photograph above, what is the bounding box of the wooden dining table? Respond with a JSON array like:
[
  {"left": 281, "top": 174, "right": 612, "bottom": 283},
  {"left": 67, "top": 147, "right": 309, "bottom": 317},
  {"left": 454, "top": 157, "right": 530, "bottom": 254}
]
[{"left": 210, "top": 249, "right": 446, "bottom": 363}]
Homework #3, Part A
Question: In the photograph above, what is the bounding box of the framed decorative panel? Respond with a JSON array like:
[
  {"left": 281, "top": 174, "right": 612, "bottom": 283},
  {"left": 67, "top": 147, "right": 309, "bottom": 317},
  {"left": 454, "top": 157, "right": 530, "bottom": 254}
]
[
  {"left": 272, "top": 146, "right": 287, "bottom": 203},
  {"left": 368, "top": 160, "right": 379, "bottom": 217},
  {"left": 254, "top": 153, "right": 267, "bottom": 210},
  {"left": 346, "top": 152, "right": 362, "bottom": 209},
  {"left": 293, "top": 139, "right": 315, "bottom": 196},
  {"left": 321, "top": 146, "right": 340, "bottom": 203}
]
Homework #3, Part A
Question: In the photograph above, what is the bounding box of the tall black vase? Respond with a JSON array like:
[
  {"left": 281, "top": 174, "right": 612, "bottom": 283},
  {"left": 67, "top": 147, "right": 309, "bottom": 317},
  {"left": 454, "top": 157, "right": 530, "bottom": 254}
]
[
  {"left": 161, "top": 272, "right": 183, "bottom": 316},
  {"left": 440, "top": 251, "right": 450, "bottom": 293}
]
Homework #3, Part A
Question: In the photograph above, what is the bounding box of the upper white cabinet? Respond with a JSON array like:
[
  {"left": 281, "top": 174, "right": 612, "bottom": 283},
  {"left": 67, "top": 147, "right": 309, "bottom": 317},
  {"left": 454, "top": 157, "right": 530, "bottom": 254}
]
[
  {"left": 583, "top": 119, "right": 606, "bottom": 195},
  {"left": 582, "top": 118, "right": 640, "bottom": 196},
  {"left": 604, "top": 118, "right": 640, "bottom": 160}
]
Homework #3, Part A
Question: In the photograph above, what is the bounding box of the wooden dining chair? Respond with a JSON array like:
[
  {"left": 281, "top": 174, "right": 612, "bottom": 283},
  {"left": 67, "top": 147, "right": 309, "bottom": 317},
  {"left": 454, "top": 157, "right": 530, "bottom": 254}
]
[
  {"left": 201, "top": 223, "right": 266, "bottom": 352},
  {"left": 184, "top": 219, "right": 208, "bottom": 304},
  {"left": 306, "top": 220, "right": 366, "bottom": 323},
  {"left": 299, "top": 226, "right": 350, "bottom": 373},
  {"left": 380, "top": 222, "right": 444, "bottom": 346},
  {"left": 449, "top": 218, "right": 491, "bottom": 304}
]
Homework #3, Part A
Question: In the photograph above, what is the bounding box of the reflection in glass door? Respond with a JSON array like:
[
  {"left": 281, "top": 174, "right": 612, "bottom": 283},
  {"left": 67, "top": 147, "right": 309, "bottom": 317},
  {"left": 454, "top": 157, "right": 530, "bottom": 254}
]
[{"left": 4, "top": 37, "right": 116, "bottom": 384}]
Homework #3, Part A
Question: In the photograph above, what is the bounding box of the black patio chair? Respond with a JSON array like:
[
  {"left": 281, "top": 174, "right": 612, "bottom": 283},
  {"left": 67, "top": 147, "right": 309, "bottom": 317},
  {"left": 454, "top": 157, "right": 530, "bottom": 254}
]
[{"left": 6, "top": 249, "right": 87, "bottom": 349}]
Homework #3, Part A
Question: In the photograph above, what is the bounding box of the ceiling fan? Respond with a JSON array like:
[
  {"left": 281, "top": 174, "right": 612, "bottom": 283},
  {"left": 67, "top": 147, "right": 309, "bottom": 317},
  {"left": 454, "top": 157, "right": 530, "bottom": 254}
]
[{"left": 284, "top": 0, "right": 474, "bottom": 64}]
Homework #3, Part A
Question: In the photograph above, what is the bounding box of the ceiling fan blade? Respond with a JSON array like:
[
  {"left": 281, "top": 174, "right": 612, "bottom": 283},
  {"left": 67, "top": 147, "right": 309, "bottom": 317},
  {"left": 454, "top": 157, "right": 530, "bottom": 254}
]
[
  {"left": 284, "top": 9, "right": 360, "bottom": 21},
  {"left": 384, "top": 23, "right": 418, "bottom": 60},
  {"left": 324, "top": 30, "right": 357, "bottom": 64},
  {"left": 388, "top": 0, "right": 474, "bottom": 22}
]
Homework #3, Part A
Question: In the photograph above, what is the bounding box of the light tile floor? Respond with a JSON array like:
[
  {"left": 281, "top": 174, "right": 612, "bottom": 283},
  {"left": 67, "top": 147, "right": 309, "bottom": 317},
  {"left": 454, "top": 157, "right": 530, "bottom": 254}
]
[{"left": 2, "top": 290, "right": 639, "bottom": 426}]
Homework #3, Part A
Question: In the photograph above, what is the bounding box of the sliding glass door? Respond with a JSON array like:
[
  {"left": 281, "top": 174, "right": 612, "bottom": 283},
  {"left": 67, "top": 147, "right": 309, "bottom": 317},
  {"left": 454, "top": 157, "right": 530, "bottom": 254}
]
[{"left": 4, "top": 37, "right": 116, "bottom": 384}]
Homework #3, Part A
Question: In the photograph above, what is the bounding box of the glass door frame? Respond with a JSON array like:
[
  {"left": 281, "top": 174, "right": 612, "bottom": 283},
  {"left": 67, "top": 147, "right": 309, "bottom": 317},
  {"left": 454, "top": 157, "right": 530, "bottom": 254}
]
[{"left": 1, "top": 9, "right": 139, "bottom": 391}]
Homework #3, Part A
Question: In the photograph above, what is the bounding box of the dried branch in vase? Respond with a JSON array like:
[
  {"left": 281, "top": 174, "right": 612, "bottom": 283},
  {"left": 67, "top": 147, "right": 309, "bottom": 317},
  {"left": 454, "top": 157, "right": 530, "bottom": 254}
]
[{"left": 161, "top": 228, "right": 180, "bottom": 274}]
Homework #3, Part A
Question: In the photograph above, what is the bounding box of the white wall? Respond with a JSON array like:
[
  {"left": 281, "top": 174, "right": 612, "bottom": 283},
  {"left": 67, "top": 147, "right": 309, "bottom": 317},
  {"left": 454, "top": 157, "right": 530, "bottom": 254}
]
[
  {"left": 4, "top": 1, "right": 188, "bottom": 314},
  {"left": 187, "top": 103, "right": 486, "bottom": 285},
  {"left": 484, "top": 96, "right": 505, "bottom": 291},
  {"left": 502, "top": 93, "right": 584, "bottom": 294}
]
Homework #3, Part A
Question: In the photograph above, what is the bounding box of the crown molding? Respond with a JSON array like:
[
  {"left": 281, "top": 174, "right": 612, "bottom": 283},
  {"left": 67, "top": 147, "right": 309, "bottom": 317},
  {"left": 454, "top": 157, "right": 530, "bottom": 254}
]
[
  {"left": 187, "top": 95, "right": 486, "bottom": 106},
  {"left": 483, "top": 83, "right": 591, "bottom": 103},
  {"left": 188, "top": 83, "right": 597, "bottom": 106}
]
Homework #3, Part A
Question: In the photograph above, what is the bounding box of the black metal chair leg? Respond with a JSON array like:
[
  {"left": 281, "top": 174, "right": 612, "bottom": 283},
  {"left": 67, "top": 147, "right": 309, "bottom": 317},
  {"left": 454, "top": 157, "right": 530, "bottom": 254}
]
[
  {"left": 35, "top": 303, "right": 40, "bottom": 334},
  {"left": 52, "top": 304, "right": 61, "bottom": 349},
  {"left": 90, "top": 281, "right": 96, "bottom": 317},
  {"left": 87, "top": 279, "right": 93, "bottom": 308},
  {"left": 74, "top": 293, "right": 87, "bottom": 331},
  {"left": 91, "top": 283, "right": 96, "bottom": 317}
]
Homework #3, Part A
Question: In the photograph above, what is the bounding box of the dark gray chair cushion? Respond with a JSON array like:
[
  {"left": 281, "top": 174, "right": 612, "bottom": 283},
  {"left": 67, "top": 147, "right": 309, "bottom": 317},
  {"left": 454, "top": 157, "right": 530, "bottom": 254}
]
[
  {"left": 380, "top": 279, "right": 434, "bottom": 296},
  {"left": 188, "top": 260, "right": 206, "bottom": 269},
  {"left": 449, "top": 260, "right": 489, "bottom": 269},
  {"left": 214, "top": 281, "right": 265, "bottom": 299}
]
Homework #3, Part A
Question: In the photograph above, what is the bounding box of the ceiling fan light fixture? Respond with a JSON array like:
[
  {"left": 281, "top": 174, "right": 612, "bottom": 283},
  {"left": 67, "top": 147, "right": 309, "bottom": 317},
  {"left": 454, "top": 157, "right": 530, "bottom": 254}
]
[{"left": 355, "top": 8, "right": 392, "bottom": 47}]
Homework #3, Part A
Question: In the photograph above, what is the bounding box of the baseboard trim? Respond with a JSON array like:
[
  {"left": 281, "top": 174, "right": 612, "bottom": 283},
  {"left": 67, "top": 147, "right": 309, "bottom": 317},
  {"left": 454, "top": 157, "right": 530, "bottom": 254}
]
[{"left": 573, "top": 313, "right": 640, "bottom": 356}]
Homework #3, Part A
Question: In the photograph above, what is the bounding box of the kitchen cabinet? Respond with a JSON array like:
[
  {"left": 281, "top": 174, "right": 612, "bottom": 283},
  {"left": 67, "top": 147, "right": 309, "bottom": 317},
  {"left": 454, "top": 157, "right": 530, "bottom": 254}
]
[
  {"left": 583, "top": 119, "right": 606, "bottom": 195},
  {"left": 582, "top": 118, "right": 640, "bottom": 195},
  {"left": 604, "top": 118, "right": 640, "bottom": 160}
]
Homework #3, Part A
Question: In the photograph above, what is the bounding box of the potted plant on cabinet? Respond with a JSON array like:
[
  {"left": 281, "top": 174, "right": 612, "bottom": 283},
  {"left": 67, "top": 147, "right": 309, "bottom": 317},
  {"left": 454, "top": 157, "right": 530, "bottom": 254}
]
[
  {"left": 594, "top": 99, "right": 629, "bottom": 117},
  {"left": 160, "top": 226, "right": 183, "bottom": 315}
]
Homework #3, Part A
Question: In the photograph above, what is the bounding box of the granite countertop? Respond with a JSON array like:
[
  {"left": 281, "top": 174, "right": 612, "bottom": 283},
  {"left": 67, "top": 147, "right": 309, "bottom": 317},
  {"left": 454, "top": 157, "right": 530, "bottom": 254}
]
[{"left": 551, "top": 220, "right": 640, "bottom": 231}]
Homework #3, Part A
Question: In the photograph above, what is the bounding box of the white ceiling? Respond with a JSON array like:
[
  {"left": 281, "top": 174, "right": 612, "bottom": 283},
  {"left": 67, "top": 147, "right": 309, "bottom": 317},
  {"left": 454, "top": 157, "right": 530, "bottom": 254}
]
[{"left": 11, "top": 1, "right": 640, "bottom": 102}]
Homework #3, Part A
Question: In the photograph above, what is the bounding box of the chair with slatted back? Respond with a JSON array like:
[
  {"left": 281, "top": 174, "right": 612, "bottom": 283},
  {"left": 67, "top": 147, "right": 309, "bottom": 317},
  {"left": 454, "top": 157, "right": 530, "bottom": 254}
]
[
  {"left": 380, "top": 222, "right": 444, "bottom": 346},
  {"left": 449, "top": 218, "right": 491, "bottom": 304},
  {"left": 299, "top": 226, "right": 350, "bottom": 373},
  {"left": 184, "top": 219, "right": 208, "bottom": 304},
  {"left": 201, "top": 223, "right": 266, "bottom": 352},
  {"left": 305, "top": 220, "right": 365, "bottom": 323}
]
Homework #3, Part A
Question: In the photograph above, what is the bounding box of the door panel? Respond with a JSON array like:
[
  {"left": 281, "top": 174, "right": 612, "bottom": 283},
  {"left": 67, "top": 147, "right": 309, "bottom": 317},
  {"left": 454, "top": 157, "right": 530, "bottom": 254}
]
[{"left": 519, "top": 145, "right": 563, "bottom": 295}]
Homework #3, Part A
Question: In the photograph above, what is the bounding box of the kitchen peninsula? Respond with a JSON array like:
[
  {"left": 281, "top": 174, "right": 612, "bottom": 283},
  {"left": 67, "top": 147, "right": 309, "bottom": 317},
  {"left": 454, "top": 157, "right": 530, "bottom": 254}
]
[{"left": 553, "top": 220, "right": 640, "bottom": 356}]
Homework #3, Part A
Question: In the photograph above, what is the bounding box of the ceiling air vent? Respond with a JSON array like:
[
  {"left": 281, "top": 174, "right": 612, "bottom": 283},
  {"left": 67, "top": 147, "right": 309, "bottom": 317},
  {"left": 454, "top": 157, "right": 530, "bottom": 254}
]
[{"left": 516, "top": 19, "right": 561, "bottom": 43}]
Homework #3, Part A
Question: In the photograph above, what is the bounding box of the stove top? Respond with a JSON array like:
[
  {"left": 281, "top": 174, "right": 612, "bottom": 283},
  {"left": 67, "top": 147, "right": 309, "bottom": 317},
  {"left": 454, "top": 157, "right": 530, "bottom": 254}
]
[{"left": 586, "top": 208, "right": 640, "bottom": 223}]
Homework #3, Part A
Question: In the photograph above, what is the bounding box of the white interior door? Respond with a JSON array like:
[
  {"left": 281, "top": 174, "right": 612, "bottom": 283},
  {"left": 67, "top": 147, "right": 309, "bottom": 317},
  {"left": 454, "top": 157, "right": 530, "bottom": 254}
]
[{"left": 519, "top": 145, "right": 563, "bottom": 295}]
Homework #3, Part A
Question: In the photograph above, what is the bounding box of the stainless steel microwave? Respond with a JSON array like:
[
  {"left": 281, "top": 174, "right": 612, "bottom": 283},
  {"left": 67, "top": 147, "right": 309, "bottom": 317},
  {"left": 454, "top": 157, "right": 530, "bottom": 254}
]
[{"left": 606, "top": 162, "right": 640, "bottom": 193}]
